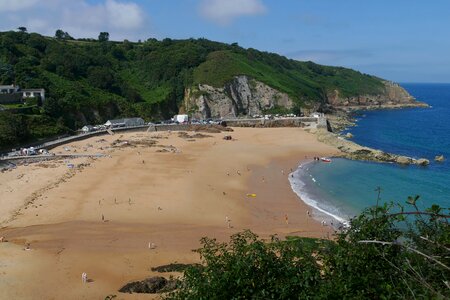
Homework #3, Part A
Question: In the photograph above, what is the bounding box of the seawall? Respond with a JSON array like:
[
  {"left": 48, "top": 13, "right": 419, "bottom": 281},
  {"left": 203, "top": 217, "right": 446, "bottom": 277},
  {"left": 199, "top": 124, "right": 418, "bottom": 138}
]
[{"left": 224, "top": 117, "right": 324, "bottom": 128}]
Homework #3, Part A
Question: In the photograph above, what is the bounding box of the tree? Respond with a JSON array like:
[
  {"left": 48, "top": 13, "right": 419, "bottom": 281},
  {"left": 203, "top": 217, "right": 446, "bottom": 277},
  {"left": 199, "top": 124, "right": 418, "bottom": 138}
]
[
  {"left": 55, "top": 29, "right": 64, "bottom": 40},
  {"left": 55, "top": 29, "right": 74, "bottom": 40},
  {"left": 87, "top": 66, "right": 117, "bottom": 91},
  {"left": 98, "top": 32, "right": 109, "bottom": 42},
  {"left": 166, "top": 230, "right": 323, "bottom": 300},
  {"left": 0, "top": 112, "right": 29, "bottom": 148},
  {"left": 17, "top": 27, "right": 27, "bottom": 33}
]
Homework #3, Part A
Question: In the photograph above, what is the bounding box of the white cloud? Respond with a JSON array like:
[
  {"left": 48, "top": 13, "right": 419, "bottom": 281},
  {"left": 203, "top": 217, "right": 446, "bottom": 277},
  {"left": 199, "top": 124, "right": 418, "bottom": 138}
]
[
  {"left": 0, "top": 0, "right": 39, "bottom": 12},
  {"left": 105, "top": 0, "right": 143, "bottom": 30},
  {"left": 25, "top": 19, "right": 49, "bottom": 32},
  {"left": 199, "top": 0, "right": 266, "bottom": 25},
  {"left": 0, "top": 0, "right": 147, "bottom": 40}
]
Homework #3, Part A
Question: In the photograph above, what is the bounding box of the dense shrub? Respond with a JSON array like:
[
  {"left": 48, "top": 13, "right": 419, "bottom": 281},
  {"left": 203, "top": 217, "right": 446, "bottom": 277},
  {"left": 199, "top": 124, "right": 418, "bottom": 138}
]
[{"left": 166, "top": 200, "right": 449, "bottom": 299}]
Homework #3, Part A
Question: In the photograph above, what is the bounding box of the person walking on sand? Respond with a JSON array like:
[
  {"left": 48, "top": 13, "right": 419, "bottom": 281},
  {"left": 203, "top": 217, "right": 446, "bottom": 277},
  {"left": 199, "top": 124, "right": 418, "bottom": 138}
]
[
  {"left": 82, "top": 272, "right": 87, "bottom": 284},
  {"left": 285, "top": 214, "right": 289, "bottom": 225}
]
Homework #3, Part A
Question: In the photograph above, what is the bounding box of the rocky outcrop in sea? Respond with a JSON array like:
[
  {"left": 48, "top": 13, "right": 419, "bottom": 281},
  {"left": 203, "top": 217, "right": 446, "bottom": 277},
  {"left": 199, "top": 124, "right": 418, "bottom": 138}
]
[
  {"left": 314, "top": 129, "right": 430, "bottom": 166},
  {"left": 324, "top": 81, "right": 428, "bottom": 111}
]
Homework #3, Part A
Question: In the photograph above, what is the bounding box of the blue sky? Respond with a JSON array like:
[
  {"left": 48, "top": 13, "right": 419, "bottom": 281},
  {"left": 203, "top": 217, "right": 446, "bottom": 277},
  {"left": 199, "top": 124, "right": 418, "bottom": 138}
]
[{"left": 0, "top": 0, "right": 449, "bottom": 82}]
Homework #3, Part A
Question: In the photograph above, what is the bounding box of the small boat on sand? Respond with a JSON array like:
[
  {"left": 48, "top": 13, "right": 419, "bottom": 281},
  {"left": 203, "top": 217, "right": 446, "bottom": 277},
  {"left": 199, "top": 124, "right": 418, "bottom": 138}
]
[{"left": 321, "top": 157, "right": 332, "bottom": 163}]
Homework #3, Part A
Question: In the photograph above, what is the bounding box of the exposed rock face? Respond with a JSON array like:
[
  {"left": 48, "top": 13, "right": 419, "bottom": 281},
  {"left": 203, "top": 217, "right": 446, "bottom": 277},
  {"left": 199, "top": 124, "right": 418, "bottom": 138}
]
[
  {"left": 185, "top": 77, "right": 426, "bottom": 119},
  {"left": 416, "top": 158, "right": 430, "bottom": 166},
  {"left": 435, "top": 155, "right": 445, "bottom": 162},
  {"left": 326, "top": 81, "right": 426, "bottom": 109},
  {"left": 396, "top": 156, "right": 413, "bottom": 165},
  {"left": 184, "top": 76, "right": 292, "bottom": 119},
  {"left": 119, "top": 276, "right": 178, "bottom": 294}
]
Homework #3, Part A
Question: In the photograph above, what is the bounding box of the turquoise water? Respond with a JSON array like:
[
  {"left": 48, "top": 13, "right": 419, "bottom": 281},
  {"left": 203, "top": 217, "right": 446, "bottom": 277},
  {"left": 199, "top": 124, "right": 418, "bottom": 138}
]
[{"left": 291, "top": 83, "right": 450, "bottom": 223}]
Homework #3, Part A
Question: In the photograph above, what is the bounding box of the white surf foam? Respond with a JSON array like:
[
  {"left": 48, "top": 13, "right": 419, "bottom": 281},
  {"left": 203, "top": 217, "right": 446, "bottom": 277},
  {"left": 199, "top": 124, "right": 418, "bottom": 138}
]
[{"left": 289, "top": 163, "right": 350, "bottom": 227}]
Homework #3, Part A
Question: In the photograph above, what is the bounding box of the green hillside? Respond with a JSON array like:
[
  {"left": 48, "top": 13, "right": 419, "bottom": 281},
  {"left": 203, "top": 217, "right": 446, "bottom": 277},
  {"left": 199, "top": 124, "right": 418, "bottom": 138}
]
[
  {"left": 0, "top": 31, "right": 384, "bottom": 149},
  {"left": 194, "top": 50, "right": 383, "bottom": 101}
]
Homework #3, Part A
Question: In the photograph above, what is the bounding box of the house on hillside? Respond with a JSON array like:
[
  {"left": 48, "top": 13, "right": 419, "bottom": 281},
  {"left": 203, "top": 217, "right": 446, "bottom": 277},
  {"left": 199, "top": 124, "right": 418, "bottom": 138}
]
[
  {"left": 0, "top": 84, "right": 22, "bottom": 104},
  {"left": 104, "top": 117, "right": 145, "bottom": 128},
  {"left": 22, "top": 88, "right": 45, "bottom": 101},
  {"left": 0, "top": 84, "right": 46, "bottom": 105},
  {"left": 0, "top": 84, "right": 19, "bottom": 94}
]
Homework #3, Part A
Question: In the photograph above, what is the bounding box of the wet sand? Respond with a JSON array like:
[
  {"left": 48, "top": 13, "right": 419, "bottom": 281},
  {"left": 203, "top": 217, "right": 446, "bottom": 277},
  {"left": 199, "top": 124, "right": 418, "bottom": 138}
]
[{"left": 0, "top": 127, "right": 338, "bottom": 299}]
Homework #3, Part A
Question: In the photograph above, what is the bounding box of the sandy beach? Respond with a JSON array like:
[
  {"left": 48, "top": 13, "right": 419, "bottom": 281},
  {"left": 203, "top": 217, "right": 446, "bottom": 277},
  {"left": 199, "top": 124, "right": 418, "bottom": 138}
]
[{"left": 0, "top": 127, "right": 338, "bottom": 299}]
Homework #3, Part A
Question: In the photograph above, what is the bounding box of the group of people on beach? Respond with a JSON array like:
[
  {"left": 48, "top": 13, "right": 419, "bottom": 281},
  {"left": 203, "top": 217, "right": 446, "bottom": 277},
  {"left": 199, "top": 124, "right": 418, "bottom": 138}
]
[{"left": 313, "top": 156, "right": 321, "bottom": 161}]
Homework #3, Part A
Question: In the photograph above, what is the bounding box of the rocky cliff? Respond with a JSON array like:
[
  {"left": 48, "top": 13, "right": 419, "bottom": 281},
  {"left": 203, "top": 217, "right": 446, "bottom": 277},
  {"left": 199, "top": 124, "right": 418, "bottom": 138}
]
[
  {"left": 184, "top": 76, "right": 292, "bottom": 119},
  {"left": 184, "top": 77, "right": 426, "bottom": 119},
  {"left": 325, "top": 81, "right": 426, "bottom": 110}
]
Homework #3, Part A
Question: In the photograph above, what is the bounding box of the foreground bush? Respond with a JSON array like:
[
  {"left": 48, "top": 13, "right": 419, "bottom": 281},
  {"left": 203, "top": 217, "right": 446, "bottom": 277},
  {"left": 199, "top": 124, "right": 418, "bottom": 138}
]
[{"left": 166, "top": 199, "right": 449, "bottom": 299}]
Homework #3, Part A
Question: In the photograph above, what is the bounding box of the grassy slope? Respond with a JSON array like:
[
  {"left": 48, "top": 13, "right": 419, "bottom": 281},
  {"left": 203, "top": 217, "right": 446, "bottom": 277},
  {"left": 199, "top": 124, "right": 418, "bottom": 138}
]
[
  {"left": 194, "top": 50, "right": 384, "bottom": 103},
  {"left": 119, "top": 68, "right": 171, "bottom": 104},
  {"left": 194, "top": 50, "right": 323, "bottom": 101}
]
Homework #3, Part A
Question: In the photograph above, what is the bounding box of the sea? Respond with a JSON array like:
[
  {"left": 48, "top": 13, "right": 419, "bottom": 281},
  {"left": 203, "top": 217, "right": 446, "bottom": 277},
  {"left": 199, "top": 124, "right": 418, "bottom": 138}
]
[{"left": 289, "top": 83, "right": 450, "bottom": 225}]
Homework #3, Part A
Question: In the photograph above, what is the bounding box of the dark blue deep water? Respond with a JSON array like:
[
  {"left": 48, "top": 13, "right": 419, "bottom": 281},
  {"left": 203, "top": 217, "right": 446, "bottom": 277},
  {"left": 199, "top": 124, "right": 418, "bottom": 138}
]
[{"left": 290, "top": 83, "right": 450, "bottom": 222}]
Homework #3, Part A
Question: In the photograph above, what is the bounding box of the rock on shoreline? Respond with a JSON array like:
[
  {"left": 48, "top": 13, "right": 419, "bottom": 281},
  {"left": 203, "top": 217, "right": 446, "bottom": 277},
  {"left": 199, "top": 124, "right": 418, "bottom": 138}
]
[
  {"left": 119, "top": 276, "right": 178, "bottom": 294},
  {"left": 435, "top": 155, "right": 445, "bottom": 162},
  {"left": 314, "top": 129, "right": 430, "bottom": 166}
]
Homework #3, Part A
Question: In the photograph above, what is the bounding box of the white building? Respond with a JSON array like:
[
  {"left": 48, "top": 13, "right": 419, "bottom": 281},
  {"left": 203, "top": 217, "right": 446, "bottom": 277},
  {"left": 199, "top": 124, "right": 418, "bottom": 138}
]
[
  {"left": 0, "top": 84, "right": 19, "bottom": 94},
  {"left": 105, "top": 117, "right": 145, "bottom": 128},
  {"left": 81, "top": 125, "right": 94, "bottom": 133},
  {"left": 174, "top": 114, "right": 189, "bottom": 123},
  {"left": 0, "top": 85, "right": 45, "bottom": 104},
  {"left": 22, "top": 88, "right": 46, "bottom": 101}
]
